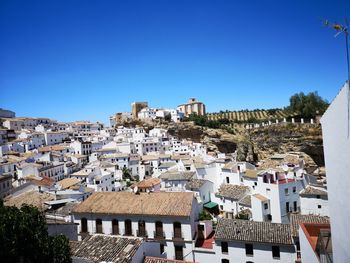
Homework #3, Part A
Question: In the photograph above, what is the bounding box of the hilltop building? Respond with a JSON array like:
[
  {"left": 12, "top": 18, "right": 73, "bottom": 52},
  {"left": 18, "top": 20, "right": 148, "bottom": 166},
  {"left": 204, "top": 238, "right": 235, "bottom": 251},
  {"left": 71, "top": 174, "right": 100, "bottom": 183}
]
[
  {"left": 131, "top": 102, "right": 148, "bottom": 120},
  {"left": 177, "top": 98, "right": 206, "bottom": 117}
]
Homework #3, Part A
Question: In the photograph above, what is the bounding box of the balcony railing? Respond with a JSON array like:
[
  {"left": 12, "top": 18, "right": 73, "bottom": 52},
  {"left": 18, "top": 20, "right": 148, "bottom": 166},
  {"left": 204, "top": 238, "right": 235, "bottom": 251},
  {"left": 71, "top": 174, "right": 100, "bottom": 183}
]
[
  {"left": 172, "top": 231, "right": 184, "bottom": 240},
  {"left": 137, "top": 229, "right": 148, "bottom": 237},
  {"left": 122, "top": 229, "right": 133, "bottom": 236},
  {"left": 153, "top": 230, "right": 165, "bottom": 239}
]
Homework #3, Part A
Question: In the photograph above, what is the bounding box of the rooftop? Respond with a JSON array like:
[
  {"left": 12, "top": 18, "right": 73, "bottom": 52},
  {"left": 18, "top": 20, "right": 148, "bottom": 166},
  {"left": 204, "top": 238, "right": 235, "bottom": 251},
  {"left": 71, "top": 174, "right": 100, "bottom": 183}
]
[
  {"left": 290, "top": 213, "right": 330, "bottom": 237},
  {"left": 4, "top": 190, "right": 55, "bottom": 211},
  {"left": 131, "top": 177, "right": 161, "bottom": 189},
  {"left": 70, "top": 234, "right": 142, "bottom": 263},
  {"left": 215, "top": 218, "right": 293, "bottom": 245},
  {"left": 160, "top": 171, "right": 195, "bottom": 181},
  {"left": 73, "top": 192, "right": 194, "bottom": 217},
  {"left": 185, "top": 179, "right": 208, "bottom": 190},
  {"left": 300, "top": 186, "right": 328, "bottom": 197},
  {"left": 216, "top": 184, "right": 250, "bottom": 200},
  {"left": 57, "top": 178, "right": 81, "bottom": 190}
]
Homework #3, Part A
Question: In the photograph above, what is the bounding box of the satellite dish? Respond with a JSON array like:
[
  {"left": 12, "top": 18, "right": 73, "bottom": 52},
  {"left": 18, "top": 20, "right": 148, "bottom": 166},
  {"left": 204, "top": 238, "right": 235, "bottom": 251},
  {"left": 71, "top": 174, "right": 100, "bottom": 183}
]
[
  {"left": 133, "top": 186, "right": 138, "bottom": 194},
  {"left": 146, "top": 188, "right": 150, "bottom": 194}
]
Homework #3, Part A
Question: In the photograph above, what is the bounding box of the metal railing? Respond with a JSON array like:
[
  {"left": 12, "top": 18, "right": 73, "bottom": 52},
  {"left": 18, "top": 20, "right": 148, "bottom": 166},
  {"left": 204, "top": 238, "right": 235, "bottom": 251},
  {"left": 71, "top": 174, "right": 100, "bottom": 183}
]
[
  {"left": 153, "top": 230, "right": 165, "bottom": 239},
  {"left": 172, "top": 231, "right": 184, "bottom": 240},
  {"left": 136, "top": 229, "right": 148, "bottom": 237}
]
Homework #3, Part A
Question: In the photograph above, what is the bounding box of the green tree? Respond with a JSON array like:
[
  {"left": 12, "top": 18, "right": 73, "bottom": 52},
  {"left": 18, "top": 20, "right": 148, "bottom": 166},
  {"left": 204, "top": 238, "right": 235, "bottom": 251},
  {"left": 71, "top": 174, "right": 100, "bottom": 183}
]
[
  {"left": 0, "top": 200, "right": 71, "bottom": 263},
  {"left": 199, "top": 211, "right": 212, "bottom": 220},
  {"left": 288, "top": 91, "right": 329, "bottom": 118}
]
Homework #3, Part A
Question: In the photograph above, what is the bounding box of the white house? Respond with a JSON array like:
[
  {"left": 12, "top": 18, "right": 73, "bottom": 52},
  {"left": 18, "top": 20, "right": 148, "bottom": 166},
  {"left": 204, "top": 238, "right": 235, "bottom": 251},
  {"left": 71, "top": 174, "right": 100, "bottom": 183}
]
[
  {"left": 72, "top": 192, "right": 200, "bottom": 261},
  {"left": 321, "top": 82, "right": 350, "bottom": 262},
  {"left": 212, "top": 218, "right": 296, "bottom": 263},
  {"left": 299, "top": 186, "right": 329, "bottom": 217}
]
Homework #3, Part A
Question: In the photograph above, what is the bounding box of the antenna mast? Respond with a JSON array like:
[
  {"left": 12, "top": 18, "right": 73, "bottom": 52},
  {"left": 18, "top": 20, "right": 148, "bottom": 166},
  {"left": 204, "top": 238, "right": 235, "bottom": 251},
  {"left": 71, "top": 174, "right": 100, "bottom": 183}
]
[{"left": 323, "top": 19, "right": 350, "bottom": 137}]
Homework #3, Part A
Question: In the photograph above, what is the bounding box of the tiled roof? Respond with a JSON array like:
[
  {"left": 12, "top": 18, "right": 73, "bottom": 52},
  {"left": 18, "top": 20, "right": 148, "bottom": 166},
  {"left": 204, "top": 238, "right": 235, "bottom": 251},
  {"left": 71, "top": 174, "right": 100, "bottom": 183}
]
[
  {"left": 141, "top": 155, "right": 159, "bottom": 161},
  {"left": 216, "top": 184, "right": 250, "bottom": 200},
  {"left": 222, "top": 162, "right": 238, "bottom": 172},
  {"left": 57, "top": 178, "right": 81, "bottom": 190},
  {"left": 4, "top": 191, "right": 55, "bottom": 211},
  {"left": 160, "top": 171, "right": 195, "bottom": 181},
  {"left": 289, "top": 213, "right": 330, "bottom": 237},
  {"left": 144, "top": 257, "right": 193, "bottom": 263},
  {"left": 243, "top": 169, "right": 262, "bottom": 179},
  {"left": 73, "top": 192, "right": 194, "bottom": 217},
  {"left": 131, "top": 177, "right": 161, "bottom": 189},
  {"left": 252, "top": 194, "right": 269, "bottom": 202},
  {"left": 215, "top": 218, "right": 293, "bottom": 245},
  {"left": 159, "top": 162, "right": 176, "bottom": 169},
  {"left": 70, "top": 234, "right": 142, "bottom": 263},
  {"left": 185, "top": 179, "right": 208, "bottom": 190},
  {"left": 239, "top": 195, "right": 251, "bottom": 207},
  {"left": 29, "top": 176, "right": 55, "bottom": 187},
  {"left": 38, "top": 145, "right": 67, "bottom": 152},
  {"left": 299, "top": 186, "right": 328, "bottom": 197}
]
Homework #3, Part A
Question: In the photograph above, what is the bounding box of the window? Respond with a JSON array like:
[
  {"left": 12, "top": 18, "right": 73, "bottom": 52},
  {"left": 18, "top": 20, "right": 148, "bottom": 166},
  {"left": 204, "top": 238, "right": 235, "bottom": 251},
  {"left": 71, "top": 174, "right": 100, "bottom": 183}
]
[
  {"left": 254, "top": 182, "right": 257, "bottom": 186},
  {"left": 318, "top": 205, "right": 322, "bottom": 209},
  {"left": 96, "top": 219, "right": 103, "bottom": 234},
  {"left": 316, "top": 195, "right": 321, "bottom": 199},
  {"left": 81, "top": 218, "right": 88, "bottom": 233},
  {"left": 245, "top": 243, "right": 253, "bottom": 256},
  {"left": 173, "top": 222, "right": 182, "bottom": 239},
  {"left": 286, "top": 202, "right": 290, "bottom": 213},
  {"left": 294, "top": 201, "right": 298, "bottom": 212},
  {"left": 285, "top": 188, "right": 289, "bottom": 196},
  {"left": 124, "top": 219, "right": 132, "bottom": 236},
  {"left": 226, "top": 177, "right": 230, "bottom": 184},
  {"left": 272, "top": 246, "right": 280, "bottom": 259},
  {"left": 221, "top": 260, "right": 229, "bottom": 263},
  {"left": 221, "top": 241, "right": 228, "bottom": 253},
  {"left": 112, "top": 219, "right": 119, "bottom": 235},
  {"left": 264, "top": 203, "right": 268, "bottom": 210},
  {"left": 160, "top": 243, "right": 165, "bottom": 254},
  {"left": 293, "top": 186, "right": 296, "bottom": 193}
]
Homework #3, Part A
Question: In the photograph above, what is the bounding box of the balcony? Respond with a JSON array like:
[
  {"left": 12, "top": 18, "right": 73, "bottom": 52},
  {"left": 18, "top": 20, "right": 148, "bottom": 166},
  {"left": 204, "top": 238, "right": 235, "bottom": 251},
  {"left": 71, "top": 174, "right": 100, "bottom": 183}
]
[
  {"left": 172, "top": 231, "right": 184, "bottom": 241},
  {"left": 153, "top": 230, "right": 165, "bottom": 239},
  {"left": 136, "top": 229, "right": 148, "bottom": 237}
]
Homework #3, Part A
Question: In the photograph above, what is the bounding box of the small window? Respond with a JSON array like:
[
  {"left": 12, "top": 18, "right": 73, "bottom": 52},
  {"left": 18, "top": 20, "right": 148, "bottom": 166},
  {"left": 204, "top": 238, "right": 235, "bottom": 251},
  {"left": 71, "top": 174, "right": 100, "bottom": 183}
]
[
  {"left": 221, "top": 241, "right": 228, "bottom": 253},
  {"left": 254, "top": 182, "right": 257, "bottom": 186},
  {"left": 264, "top": 203, "right": 268, "bottom": 210},
  {"left": 221, "top": 260, "right": 229, "bottom": 263},
  {"left": 245, "top": 243, "right": 253, "bottom": 256},
  {"left": 293, "top": 186, "right": 296, "bottom": 193},
  {"left": 272, "top": 245, "right": 280, "bottom": 259},
  {"left": 160, "top": 243, "right": 165, "bottom": 254},
  {"left": 286, "top": 202, "right": 290, "bottom": 213},
  {"left": 226, "top": 177, "right": 230, "bottom": 184},
  {"left": 318, "top": 205, "right": 322, "bottom": 209},
  {"left": 285, "top": 188, "right": 289, "bottom": 195},
  {"left": 316, "top": 195, "right": 321, "bottom": 199}
]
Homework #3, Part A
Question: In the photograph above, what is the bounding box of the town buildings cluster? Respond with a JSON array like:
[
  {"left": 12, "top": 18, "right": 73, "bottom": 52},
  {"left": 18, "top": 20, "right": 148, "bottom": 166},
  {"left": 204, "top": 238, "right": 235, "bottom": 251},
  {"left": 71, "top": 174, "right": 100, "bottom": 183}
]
[{"left": 1, "top": 84, "right": 347, "bottom": 263}]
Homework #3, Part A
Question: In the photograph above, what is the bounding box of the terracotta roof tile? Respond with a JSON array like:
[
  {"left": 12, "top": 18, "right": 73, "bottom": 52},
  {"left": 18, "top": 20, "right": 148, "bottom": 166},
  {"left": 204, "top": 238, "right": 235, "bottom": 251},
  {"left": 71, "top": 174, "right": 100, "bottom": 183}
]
[
  {"left": 73, "top": 192, "right": 194, "bottom": 217},
  {"left": 215, "top": 218, "right": 293, "bottom": 245}
]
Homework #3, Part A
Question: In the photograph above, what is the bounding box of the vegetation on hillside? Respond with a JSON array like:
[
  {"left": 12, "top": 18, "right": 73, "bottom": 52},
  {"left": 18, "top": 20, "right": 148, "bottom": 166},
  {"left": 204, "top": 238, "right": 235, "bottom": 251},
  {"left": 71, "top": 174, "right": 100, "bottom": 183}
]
[
  {"left": 206, "top": 91, "right": 328, "bottom": 124},
  {"left": 0, "top": 201, "right": 71, "bottom": 263},
  {"left": 287, "top": 91, "right": 329, "bottom": 118}
]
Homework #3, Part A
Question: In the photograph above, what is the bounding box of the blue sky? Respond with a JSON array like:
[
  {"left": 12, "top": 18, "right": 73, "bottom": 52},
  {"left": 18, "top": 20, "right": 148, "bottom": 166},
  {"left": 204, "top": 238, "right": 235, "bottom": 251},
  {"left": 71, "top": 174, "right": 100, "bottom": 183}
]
[{"left": 1, "top": 0, "right": 349, "bottom": 123}]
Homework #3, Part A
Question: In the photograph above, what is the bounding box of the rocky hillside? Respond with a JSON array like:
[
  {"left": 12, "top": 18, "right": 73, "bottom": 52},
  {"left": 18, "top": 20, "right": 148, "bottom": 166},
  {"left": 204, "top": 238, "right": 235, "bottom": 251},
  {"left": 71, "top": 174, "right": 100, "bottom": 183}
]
[{"left": 123, "top": 120, "right": 324, "bottom": 167}]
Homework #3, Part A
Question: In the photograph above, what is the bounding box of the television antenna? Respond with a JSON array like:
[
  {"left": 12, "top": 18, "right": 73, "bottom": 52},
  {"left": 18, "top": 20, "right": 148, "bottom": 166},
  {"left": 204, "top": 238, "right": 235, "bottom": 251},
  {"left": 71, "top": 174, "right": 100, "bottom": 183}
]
[{"left": 323, "top": 19, "right": 350, "bottom": 137}]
